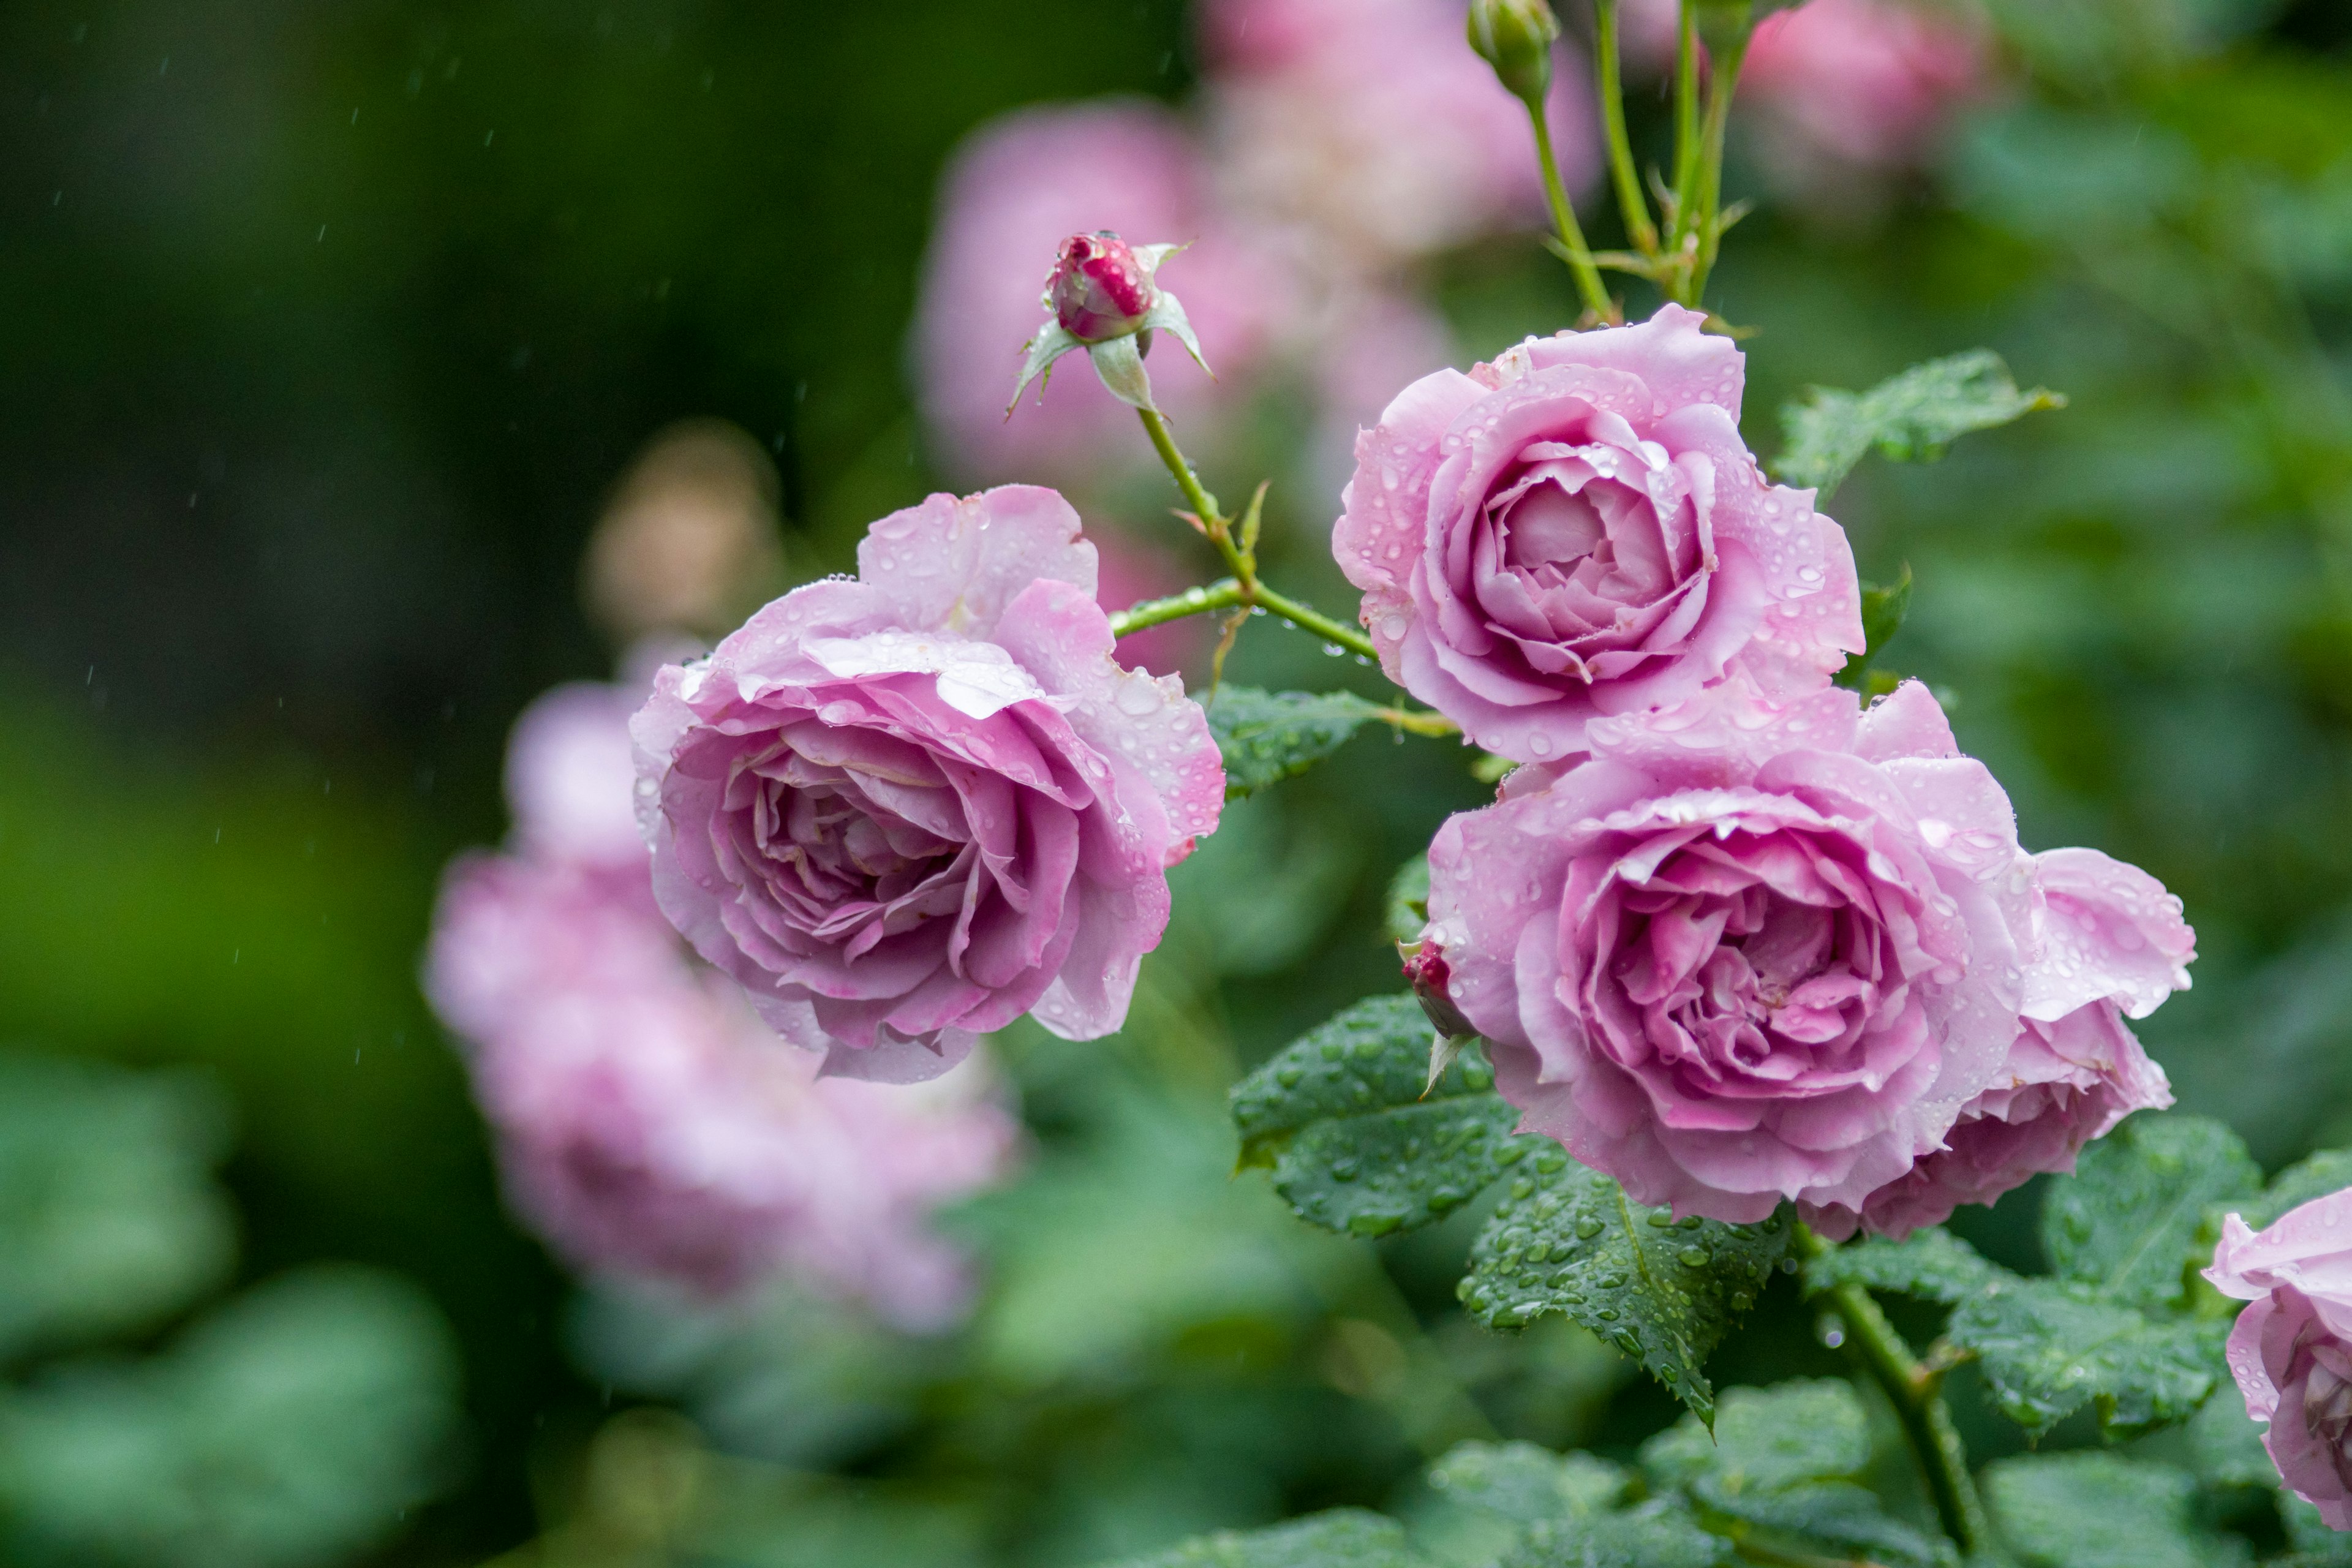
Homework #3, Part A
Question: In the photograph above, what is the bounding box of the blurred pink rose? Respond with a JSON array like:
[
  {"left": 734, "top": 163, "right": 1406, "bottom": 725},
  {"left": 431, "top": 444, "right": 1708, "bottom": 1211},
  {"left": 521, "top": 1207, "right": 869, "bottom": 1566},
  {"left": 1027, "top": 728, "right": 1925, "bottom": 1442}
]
[
  {"left": 1093, "top": 527, "right": 1211, "bottom": 678},
  {"left": 2208, "top": 1189, "right": 2352, "bottom": 1529},
  {"left": 1419, "top": 677, "right": 2035, "bottom": 1225},
  {"left": 1743, "top": 0, "right": 1988, "bottom": 172},
  {"left": 916, "top": 102, "right": 1284, "bottom": 484},
  {"left": 1199, "top": 0, "right": 1600, "bottom": 263},
  {"left": 1822, "top": 846, "right": 2189, "bottom": 1237},
  {"left": 426, "top": 687, "right": 1020, "bottom": 1324},
  {"left": 1336, "top": 305, "right": 1862, "bottom": 764},
  {"left": 631, "top": 486, "right": 1224, "bottom": 1082}
]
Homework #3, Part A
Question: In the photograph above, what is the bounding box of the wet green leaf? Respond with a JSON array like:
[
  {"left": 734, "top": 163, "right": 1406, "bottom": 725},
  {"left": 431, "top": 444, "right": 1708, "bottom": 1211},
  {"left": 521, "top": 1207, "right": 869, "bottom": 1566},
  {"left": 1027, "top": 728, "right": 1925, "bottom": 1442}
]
[
  {"left": 1206, "top": 688, "right": 1390, "bottom": 800},
  {"left": 1983, "top": 1453, "right": 2243, "bottom": 1568},
  {"left": 1101, "top": 1508, "right": 1427, "bottom": 1568},
  {"left": 2043, "top": 1112, "right": 2261, "bottom": 1312},
  {"left": 1776, "top": 350, "right": 2065, "bottom": 500},
  {"left": 1458, "top": 1158, "right": 1789, "bottom": 1425},
  {"left": 1947, "top": 1275, "right": 2225, "bottom": 1438},
  {"left": 1231, "top": 995, "right": 1525, "bottom": 1238},
  {"left": 1803, "top": 1226, "right": 2001, "bottom": 1305}
]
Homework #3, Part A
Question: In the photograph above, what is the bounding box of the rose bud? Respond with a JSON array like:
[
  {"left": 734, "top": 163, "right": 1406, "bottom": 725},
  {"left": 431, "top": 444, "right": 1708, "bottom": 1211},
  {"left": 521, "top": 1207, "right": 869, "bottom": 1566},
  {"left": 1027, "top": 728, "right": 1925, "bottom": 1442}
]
[
  {"left": 1049, "top": 231, "right": 1158, "bottom": 344},
  {"left": 1400, "top": 936, "right": 1477, "bottom": 1042},
  {"left": 1467, "top": 0, "right": 1560, "bottom": 110},
  {"left": 1010, "top": 233, "right": 1210, "bottom": 417}
]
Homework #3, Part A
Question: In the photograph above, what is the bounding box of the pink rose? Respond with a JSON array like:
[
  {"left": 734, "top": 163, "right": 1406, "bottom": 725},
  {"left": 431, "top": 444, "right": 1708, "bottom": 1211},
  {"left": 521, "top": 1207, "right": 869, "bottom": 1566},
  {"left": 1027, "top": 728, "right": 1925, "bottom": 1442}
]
[
  {"left": 1420, "top": 677, "right": 2031, "bottom": 1224},
  {"left": 1199, "top": 0, "right": 1599, "bottom": 263},
  {"left": 631, "top": 485, "right": 1224, "bottom": 1082},
  {"left": 1336, "top": 306, "right": 1864, "bottom": 763},
  {"left": 2207, "top": 1189, "right": 2352, "bottom": 1529},
  {"left": 1820, "top": 848, "right": 2190, "bottom": 1238},
  {"left": 426, "top": 684, "right": 1020, "bottom": 1324},
  {"left": 913, "top": 102, "right": 1284, "bottom": 484}
]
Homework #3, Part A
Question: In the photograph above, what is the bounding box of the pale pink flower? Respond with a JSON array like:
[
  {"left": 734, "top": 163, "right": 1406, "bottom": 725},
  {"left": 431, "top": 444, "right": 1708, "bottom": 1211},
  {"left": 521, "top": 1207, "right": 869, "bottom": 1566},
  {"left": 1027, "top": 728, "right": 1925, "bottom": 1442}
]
[
  {"left": 1415, "top": 676, "right": 2193, "bottom": 1229},
  {"left": 1198, "top": 0, "right": 1600, "bottom": 264},
  {"left": 1336, "top": 305, "right": 1863, "bottom": 764},
  {"left": 1743, "top": 0, "right": 1988, "bottom": 172},
  {"left": 631, "top": 486, "right": 1224, "bottom": 1082},
  {"left": 425, "top": 685, "right": 1020, "bottom": 1325},
  {"left": 2208, "top": 1189, "right": 2352, "bottom": 1529},
  {"left": 1818, "top": 846, "right": 2188, "bottom": 1238}
]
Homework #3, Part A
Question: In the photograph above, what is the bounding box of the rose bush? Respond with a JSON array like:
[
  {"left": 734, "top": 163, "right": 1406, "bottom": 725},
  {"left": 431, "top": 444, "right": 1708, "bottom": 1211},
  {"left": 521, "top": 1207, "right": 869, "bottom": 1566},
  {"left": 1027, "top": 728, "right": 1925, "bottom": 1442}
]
[
  {"left": 630, "top": 484, "right": 1223, "bottom": 1082},
  {"left": 2209, "top": 1189, "right": 2352, "bottom": 1529},
  {"left": 1335, "top": 305, "right": 1863, "bottom": 763},
  {"left": 1414, "top": 675, "right": 2187, "bottom": 1230}
]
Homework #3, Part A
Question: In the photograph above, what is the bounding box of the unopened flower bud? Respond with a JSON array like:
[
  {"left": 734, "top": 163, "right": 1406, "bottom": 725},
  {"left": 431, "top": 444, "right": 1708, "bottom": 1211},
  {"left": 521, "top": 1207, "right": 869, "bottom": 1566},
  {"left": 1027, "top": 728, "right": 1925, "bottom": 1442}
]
[
  {"left": 1467, "top": 0, "right": 1559, "bottom": 111},
  {"left": 1400, "top": 939, "right": 1477, "bottom": 1041},
  {"left": 1047, "top": 232, "right": 1158, "bottom": 344}
]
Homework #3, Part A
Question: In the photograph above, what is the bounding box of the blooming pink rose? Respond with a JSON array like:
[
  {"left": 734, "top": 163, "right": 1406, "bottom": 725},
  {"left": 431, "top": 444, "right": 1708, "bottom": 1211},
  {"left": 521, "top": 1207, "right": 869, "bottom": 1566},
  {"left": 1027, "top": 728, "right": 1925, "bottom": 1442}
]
[
  {"left": 1420, "top": 677, "right": 2032, "bottom": 1224},
  {"left": 2207, "top": 1189, "right": 2352, "bottom": 1529},
  {"left": 1743, "top": 0, "right": 1988, "bottom": 173},
  {"left": 631, "top": 486, "right": 1224, "bottom": 1082},
  {"left": 1198, "top": 0, "right": 1599, "bottom": 263},
  {"left": 1819, "top": 846, "right": 2190, "bottom": 1238},
  {"left": 426, "top": 685, "right": 1020, "bottom": 1324},
  {"left": 914, "top": 102, "right": 1284, "bottom": 484},
  {"left": 1337, "top": 306, "right": 1863, "bottom": 763}
]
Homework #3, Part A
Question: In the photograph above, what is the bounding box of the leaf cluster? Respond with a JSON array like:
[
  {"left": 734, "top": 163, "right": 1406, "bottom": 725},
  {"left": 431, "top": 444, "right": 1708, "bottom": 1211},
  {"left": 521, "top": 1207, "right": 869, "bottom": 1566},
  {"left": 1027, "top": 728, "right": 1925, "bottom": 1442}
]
[
  {"left": 1804, "top": 1112, "right": 2318, "bottom": 1441},
  {"left": 1774, "top": 350, "right": 2065, "bottom": 502},
  {"left": 1231, "top": 997, "right": 1789, "bottom": 1424},
  {"left": 1102, "top": 1382, "right": 1951, "bottom": 1568}
]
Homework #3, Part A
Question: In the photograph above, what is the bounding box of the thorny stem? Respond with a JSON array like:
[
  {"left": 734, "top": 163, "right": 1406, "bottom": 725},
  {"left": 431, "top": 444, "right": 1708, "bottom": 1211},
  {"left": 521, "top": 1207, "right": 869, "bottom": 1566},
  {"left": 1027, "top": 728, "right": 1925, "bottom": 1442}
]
[
  {"left": 1131, "top": 409, "right": 1381, "bottom": 662},
  {"left": 1793, "top": 1226, "right": 1992, "bottom": 1560},
  {"left": 1528, "top": 103, "right": 1616, "bottom": 322},
  {"left": 1593, "top": 0, "right": 1660, "bottom": 261}
]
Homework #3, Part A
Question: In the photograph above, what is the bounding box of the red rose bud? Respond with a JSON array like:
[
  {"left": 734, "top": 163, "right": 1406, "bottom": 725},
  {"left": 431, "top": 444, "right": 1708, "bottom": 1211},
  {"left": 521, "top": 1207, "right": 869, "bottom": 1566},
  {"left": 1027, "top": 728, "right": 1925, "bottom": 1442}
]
[
  {"left": 1048, "top": 231, "right": 1158, "bottom": 344},
  {"left": 1400, "top": 939, "right": 1477, "bottom": 1041}
]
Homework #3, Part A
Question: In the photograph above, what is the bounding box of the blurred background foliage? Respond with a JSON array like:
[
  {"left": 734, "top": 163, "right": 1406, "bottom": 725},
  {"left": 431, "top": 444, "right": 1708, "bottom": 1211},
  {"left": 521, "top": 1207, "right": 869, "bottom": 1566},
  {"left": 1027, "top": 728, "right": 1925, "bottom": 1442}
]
[{"left": 1, "top": 0, "right": 2350, "bottom": 1562}]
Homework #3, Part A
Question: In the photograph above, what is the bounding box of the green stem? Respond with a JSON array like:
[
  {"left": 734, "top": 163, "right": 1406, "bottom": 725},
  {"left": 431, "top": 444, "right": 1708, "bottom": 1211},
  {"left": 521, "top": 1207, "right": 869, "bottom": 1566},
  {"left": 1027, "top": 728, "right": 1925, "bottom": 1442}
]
[
  {"left": 1109, "top": 579, "right": 1248, "bottom": 636},
  {"left": 1593, "top": 0, "right": 1660, "bottom": 260},
  {"left": 1137, "top": 407, "right": 1226, "bottom": 558},
  {"left": 1129, "top": 411, "right": 1381, "bottom": 662},
  {"left": 1528, "top": 102, "right": 1615, "bottom": 322},
  {"left": 1669, "top": 0, "right": 1701, "bottom": 254},
  {"left": 1794, "top": 1226, "right": 1991, "bottom": 1559},
  {"left": 1688, "top": 35, "right": 1747, "bottom": 302}
]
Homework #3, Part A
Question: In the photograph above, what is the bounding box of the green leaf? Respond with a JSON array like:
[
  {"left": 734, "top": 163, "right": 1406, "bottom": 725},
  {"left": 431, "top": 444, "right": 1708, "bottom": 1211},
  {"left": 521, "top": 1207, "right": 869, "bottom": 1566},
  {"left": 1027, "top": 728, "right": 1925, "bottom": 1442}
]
[
  {"left": 1458, "top": 1157, "right": 1790, "bottom": 1424},
  {"left": 1206, "top": 687, "right": 1391, "bottom": 800},
  {"left": 1230, "top": 995, "right": 1527, "bottom": 1238},
  {"left": 1425, "top": 1441, "right": 1628, "bottom": 1547},
  {"left": 1803, "top": 1226, "right": 2000, "bottom": 1305},
  {"left": 1774, "top": 350, "right": 2066, "bottom": 500},
  {"left": 1983, "top": 1453, "right": 2247, "bottom": 1568},
  {"left": 1834, "top": 566, "right": 1913, "bottom": 692},
  {"left": 2237, "top": 1147, "right": 2352, "bottom": 1232},
  {"left": 1641, "top": 1380, "right": 1871, "bottom": 1493},
  {"left": 1100, "top": 1509, "right": 1427, "bottom": 1568},
  {"left": 0, "top": 1267, "right": 462, "bottom": 1568},
  {"left": 0, "top": 1050, "right": 237, "bottom": 1364},
  {"left": 1947, "top": 1275, "right": 2226, "bottom": 1438},
  {"left": 1644, "top": 1383, "right": 1953, "bottom": 1568},
  {"left": 1384, "top": 853, "right": 1431, "bottom": 946},
  {"left": 1507, "top": 1498, "right": 1731, "bottom": 1568},
  {"left": 2282, "top": 1494, "right": 2352, "bottom": 1562},
  {"left": 2043, "top": 1112, "right": 2261, "bottom": 1312},
  {"left": 2187, "top": 1383, "right": 2278, "bottom": 1491}
]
